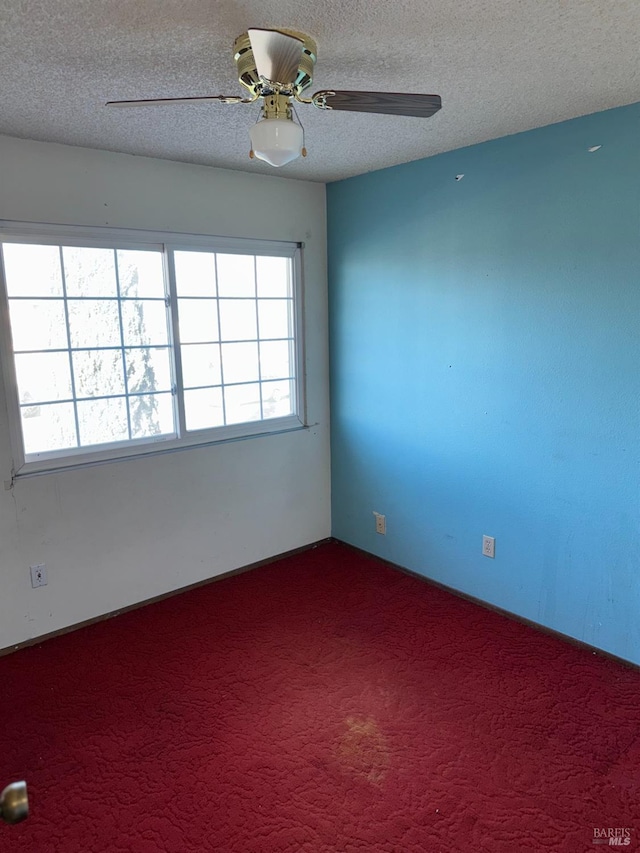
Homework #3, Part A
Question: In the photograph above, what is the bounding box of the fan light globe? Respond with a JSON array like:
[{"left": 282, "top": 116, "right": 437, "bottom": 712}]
[{"left": 249, "top": 118, "right": 303, "bottom": 167}]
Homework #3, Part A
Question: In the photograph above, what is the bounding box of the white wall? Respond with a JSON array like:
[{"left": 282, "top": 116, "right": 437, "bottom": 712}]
[{"left": 0, "top": 135, "right": 330, "bottom": 651}]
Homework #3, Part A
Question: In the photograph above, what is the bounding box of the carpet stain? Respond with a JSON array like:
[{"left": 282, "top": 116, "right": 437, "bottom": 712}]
[{"left": 336, "top": 716, "right": 390, "bottom": 784}]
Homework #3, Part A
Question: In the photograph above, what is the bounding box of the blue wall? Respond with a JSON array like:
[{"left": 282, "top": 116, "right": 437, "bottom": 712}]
[{"left": 328, "top": 102, "right": 640, "bottom": 664}]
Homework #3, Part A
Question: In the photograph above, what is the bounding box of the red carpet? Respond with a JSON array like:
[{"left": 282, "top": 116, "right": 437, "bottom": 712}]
[{"left": 1, "top": 541, "right": 639, "bottom": 852}]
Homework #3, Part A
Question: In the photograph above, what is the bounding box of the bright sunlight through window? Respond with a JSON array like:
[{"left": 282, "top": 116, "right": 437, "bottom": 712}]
[{"left": 0, "top": 226, "right": 303, "bottom": 474}]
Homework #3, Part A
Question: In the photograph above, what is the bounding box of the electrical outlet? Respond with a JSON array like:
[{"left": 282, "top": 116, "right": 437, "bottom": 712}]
[
  {"left": 30, "top": 563, "right": 47, "bottom": 588},
  {"left": 482, "top": 536, "right": 495, "bottom": 558},
  {"left": 373, "top": 512, "right": 386, "bottom": 535}
]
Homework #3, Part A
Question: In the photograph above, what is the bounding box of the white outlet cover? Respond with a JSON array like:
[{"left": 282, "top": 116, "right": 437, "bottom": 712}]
[
  {"left": 30, "top": 563, "right": 47, "bottom": 587},
  {"left": 373, "top": 512, "right": 386, "bottom": 535},
  {"left": 482, "top": 536, "right": 495, "bottom": 558}
]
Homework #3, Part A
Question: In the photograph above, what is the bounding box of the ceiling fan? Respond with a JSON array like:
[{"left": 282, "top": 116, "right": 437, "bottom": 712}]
[{"left": 106, "top": 28, "right": 442, "bottom": 167}]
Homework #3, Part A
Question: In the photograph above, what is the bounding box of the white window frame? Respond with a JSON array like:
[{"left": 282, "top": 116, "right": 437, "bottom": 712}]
[{"left": 0, "top": 221, "right": 306, "bottom": 478}]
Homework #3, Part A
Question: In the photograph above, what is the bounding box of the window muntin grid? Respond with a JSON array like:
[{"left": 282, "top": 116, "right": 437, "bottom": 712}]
[
  {"left": 0, "top": 231, "right": 301, "bottom": 473},
  {"left": 173, "top": 250, "right": 296, "bottom": 433},
  {"left": 4, "top": 244, "right": 174, "bottom": 456}
]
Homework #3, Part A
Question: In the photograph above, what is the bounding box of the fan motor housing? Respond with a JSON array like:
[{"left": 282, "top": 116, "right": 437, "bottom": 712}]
[{"left": 233, "top": 29, "right": 317, "bottom": 96}]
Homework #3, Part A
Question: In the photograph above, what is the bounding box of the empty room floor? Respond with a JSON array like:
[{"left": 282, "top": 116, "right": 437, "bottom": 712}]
[{"left": 1, "top": 541, "right": 639, "bottom": 852}]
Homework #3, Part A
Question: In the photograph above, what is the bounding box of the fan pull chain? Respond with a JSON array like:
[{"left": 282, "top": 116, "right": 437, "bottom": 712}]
[
  {"left": 249, "top": 103, "right": 263, "bottom": 159},
  {"left": 291, "top": 103, "right": 307, "bottom": 157}
]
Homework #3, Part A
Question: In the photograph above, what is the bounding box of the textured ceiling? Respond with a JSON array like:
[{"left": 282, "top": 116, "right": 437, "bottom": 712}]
[{"left": 0, "top": 0, "right": 638, "bottom": 183}]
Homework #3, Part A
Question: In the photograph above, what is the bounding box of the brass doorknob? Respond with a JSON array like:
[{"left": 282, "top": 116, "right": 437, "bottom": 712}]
[{"left": 1, "top": 781, "right": 29, "bottom": 824}]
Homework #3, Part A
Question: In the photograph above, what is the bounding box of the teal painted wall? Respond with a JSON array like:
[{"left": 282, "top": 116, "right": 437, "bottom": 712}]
[{"left": 328, "top": 102, "right": 640, "bottom": 664}]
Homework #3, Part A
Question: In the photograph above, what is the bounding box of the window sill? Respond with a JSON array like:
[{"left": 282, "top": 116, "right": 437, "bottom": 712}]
[{"left": 13, "top": 415, "right": 307, "bottom": 480}]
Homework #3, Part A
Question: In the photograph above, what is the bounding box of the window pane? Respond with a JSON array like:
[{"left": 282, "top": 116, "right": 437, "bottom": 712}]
[
  {"left": 259, "top": 340, "right": 293, "bottom": 381},
  {"left": 73, "top": 349, "right": 125, "bottom": 398},
  {"left": 21, "top": 402, "right": 77, "bottom": 454},
  {"left": 129, "top": 393, "right": 175, "bottom": 439},
  {"left": 9, "top": 299, "right": 68, "bottom": 351},
  {"left": 258, "top": 299, "right": 292, "bottom": 339},
  {"left": 126, "top": 347, "right": 172, "bottom": 394},
  {"left": 121, "top": 300, "right": 169, "bottom": 346},
  {"left": 3, "top": 244, "right": 63, "bottom": 297},
  {"left": 62, "top": 247, "right": 117, "bottom": 297},
  {"left": 184, "top": 387, "right": 224, "bottom": 431},
  {"left": 180, "top": 344, "right": 221, "bottom": 389},
  {"left": 77, "top": 397, "right": 128, "bottom": 446},
  {"left": 14, "top": 352, "right": 72, "bottom": 404},
  {"left": 224, "top": 383, "right": 261, "bottom": 425},
  {"left": 256, "top": 256, "right": 290, "bottom": 298},
  {"left": 3, "top": 236, "right": 299, "bottom": 463},
  {"left": 219, "top": 300, "right": 257, "bottom": 342},
  {"left": 216, "top": 254, "right": 255, "bottom": 297},
  {"left": 68, "top": 299, "right": 121, "bottom": 348},
  {"left": 262, "top": 380, "right": 293, "bottom": 419},
  {"left": 221, "top": 342, "right": 259, "bottom": 385},
  {"left": 177, "top": 299, "right": 219, "bottom": 343},
  {"left": 117, "top": 250, "right": 164, "bottom": 298},
  {"left": 174, "top": 251, "right": 216, "bottom": 297}
]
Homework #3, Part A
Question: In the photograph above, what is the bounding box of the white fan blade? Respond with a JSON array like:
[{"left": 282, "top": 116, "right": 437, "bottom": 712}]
[{"left": 248, "top": 28, "right": 304, "bottom": 86}]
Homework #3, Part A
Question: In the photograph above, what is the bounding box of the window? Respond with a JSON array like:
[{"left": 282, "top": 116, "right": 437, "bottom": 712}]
[{"left": 0, "top": 224, "right": 304, "bottom": 475}]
